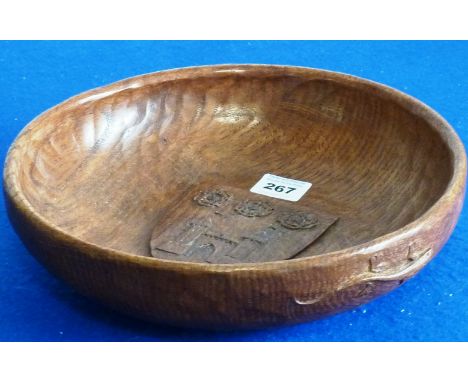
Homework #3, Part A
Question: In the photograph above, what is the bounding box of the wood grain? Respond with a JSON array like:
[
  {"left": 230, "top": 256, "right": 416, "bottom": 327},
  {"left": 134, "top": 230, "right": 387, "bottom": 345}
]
[{"left": 3, "top": 65, "right": 466, "bottom": 329}]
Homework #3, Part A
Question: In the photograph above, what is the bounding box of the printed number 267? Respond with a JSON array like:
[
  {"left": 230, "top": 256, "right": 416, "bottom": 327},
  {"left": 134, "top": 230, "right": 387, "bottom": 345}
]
[{"left": 263, "top": 183, "right": 296, "bottom": 194}]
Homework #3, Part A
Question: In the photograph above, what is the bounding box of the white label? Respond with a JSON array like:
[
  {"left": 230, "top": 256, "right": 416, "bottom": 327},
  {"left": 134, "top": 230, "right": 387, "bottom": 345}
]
[{"left": 250, "top": 173, "right": 312, "bottom": 202}]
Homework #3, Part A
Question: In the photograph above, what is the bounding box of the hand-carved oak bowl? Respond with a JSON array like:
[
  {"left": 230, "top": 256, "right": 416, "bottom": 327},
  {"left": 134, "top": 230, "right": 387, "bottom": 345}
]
[{"left": 4, "top": 65, "right": 466, "bottom": 329}]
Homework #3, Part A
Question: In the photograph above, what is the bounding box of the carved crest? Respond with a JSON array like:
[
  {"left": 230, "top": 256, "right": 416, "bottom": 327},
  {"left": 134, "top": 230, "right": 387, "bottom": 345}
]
[{"left": 150, "top": 185, "right": 338, "bottom": 264}]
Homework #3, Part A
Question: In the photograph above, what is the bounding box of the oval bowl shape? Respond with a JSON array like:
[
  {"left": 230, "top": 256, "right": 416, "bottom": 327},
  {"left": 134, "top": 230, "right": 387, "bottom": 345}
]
[{"left": 3, "top": 65, "right": 466, "bottom": 329}]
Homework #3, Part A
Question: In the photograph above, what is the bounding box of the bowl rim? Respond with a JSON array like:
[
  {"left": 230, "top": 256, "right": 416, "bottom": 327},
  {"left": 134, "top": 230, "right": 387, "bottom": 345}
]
[{"left": 4, "top": 64, "right": 467, "bottom": 273}]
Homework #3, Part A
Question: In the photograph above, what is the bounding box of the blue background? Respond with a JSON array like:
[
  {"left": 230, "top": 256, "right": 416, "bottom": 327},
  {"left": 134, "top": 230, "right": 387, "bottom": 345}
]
[{"left": 1, "top": 41, "right": 467, "bottom": 341}]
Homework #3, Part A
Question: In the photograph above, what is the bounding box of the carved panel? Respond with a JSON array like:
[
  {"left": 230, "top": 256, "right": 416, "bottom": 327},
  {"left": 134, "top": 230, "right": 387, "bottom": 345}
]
[{"left": 150, "top": 185, "right": 338, "bottom": 264}]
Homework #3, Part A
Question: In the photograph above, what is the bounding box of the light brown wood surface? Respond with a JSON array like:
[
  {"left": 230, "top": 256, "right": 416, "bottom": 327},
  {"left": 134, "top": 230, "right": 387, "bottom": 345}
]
[{"left": 4, "top": 65, "right": 466, "bottom": 329}]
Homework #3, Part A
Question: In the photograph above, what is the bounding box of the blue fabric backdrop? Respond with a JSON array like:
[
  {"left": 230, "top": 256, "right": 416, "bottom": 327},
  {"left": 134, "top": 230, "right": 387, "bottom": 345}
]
[{"left": 1, "top": 41, "right": 467, "bottom": 341}]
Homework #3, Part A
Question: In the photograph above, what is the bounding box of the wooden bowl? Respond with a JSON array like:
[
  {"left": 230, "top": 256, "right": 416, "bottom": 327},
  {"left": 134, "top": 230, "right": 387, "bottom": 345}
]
[{"left": 4, "top": 65, "right": 466, "bottom": 330}]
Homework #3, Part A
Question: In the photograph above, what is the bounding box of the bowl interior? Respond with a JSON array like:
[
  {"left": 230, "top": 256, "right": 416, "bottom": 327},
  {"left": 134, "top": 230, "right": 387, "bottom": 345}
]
[{"left": 11, "top": 67, "right": 453, "bottom": 262}]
